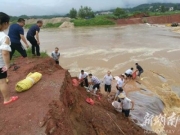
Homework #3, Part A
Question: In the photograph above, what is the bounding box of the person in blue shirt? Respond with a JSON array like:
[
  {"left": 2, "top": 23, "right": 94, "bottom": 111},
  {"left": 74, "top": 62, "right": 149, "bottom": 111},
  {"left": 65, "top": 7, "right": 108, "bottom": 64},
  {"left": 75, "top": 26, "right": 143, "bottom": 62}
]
[
  {"left": 8, "top": 18, "right": 29, "bottom": 60},
  {"left": 26, "top": 20, "right": 43, "bottom": 56}
]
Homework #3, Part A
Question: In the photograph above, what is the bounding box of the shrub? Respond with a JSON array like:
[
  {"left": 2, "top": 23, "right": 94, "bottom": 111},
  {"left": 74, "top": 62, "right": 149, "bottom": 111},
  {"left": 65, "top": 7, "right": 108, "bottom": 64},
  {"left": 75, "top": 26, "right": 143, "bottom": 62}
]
[{"left": 74, "top": 16, "right": 115, "bottom": 26}]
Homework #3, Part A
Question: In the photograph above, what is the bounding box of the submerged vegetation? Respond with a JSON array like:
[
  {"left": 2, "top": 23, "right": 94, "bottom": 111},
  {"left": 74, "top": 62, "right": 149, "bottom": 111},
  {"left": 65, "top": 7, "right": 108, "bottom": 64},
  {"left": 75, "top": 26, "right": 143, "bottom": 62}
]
[
  {"left": 73, "top": 16, "right": 115, "bottom": 26},
  {"left": 24, "top": 22, "right": 63, "bottom": 29}
]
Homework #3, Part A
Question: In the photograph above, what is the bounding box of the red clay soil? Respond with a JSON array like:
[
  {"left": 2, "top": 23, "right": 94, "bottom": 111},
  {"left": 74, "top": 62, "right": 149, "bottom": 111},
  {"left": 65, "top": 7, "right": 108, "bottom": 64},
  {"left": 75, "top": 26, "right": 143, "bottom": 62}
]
[
  {"left": 0, "top": 57, "right": 156, "bottom": 135},
  {"left": 117, "top": 14, "right": 180, "bottom": 25},
  {"left": 145, "top": 14, "right": 180, "bottom": 24},
  {"left": 117, "top": 18, "right": 143, "bottom": 25}
]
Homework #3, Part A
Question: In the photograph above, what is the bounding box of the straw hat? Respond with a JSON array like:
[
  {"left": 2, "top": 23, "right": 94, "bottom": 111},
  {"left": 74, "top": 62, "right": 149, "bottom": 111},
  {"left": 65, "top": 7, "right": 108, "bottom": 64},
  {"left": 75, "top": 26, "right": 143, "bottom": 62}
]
[{"left": 118, "top": 93, "right": 126, "bottom": 99}]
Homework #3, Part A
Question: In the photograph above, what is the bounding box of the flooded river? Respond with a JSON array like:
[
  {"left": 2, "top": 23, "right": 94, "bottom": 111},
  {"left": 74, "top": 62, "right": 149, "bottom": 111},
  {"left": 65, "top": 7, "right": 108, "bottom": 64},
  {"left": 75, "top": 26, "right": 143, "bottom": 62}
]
[
  {"left": 40, "top": 25, "right": 180, "bottom": 77},
  {"left": 13, "top": 24, "right": 180, "bottom": 134}
]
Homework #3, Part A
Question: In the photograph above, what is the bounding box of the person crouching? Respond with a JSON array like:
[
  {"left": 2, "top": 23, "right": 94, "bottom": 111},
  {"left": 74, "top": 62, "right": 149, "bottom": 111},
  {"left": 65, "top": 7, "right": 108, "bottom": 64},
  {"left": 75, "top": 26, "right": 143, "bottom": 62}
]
[
  {"left": 88, "top": 73, "right": 101, "bottom": 94},
  {"left": 125, "top": 67, "right": 133, "bottom": 80},
  {"left": 51, "top": 47, "right": 60, "bottom": 64},
  {"left": 79, "top": 70, "right": 88, "bottom": 87}
]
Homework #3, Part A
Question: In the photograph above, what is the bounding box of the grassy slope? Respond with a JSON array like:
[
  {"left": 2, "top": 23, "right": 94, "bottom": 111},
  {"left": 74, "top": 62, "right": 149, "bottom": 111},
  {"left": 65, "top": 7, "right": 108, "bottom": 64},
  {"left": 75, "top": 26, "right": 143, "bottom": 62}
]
[
  {"left": 12, "top": 48, "right": 48, "bottom": 61},
  {"left": 73, "top": 16, "right": 115, "bottom": 26}
]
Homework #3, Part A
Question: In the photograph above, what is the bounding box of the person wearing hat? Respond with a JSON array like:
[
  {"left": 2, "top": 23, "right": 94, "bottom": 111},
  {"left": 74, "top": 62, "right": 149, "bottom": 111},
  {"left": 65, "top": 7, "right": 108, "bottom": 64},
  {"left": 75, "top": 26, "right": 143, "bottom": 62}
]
[
  {"left": 118, "top": 93, "right": 134, "bottom": 117},
  {"left": 79, "top": 70, "right": 88, "bottom": 87},
  {"left": 114, "top": 74, "right": 125, "bottom": 100}
]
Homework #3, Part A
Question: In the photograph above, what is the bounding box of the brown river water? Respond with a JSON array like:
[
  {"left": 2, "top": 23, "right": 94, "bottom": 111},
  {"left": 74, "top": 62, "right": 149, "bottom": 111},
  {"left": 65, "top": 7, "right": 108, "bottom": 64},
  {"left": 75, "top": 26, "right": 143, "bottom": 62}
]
[{"left": 7, "top": 24, "right": 180, "bottom": 134}]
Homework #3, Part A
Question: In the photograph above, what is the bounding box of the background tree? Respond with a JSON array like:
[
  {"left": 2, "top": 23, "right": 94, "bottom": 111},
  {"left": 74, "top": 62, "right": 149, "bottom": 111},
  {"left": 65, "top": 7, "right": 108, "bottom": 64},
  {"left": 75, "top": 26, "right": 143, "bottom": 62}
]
[
  {"left": 160, "top": 5, "right": 166, "bottom": 12},
  {"left": 78, "top": 6, "right": 94, "bottom": 18},
  {"left": 113, "top": 7, "right": 128, "bottom": 19},
  {"left": 69, "top": 8, "right": 77, "bottom": 18},
  {"left": 174, "top": 5, "right": 178, "bottom": 11}
]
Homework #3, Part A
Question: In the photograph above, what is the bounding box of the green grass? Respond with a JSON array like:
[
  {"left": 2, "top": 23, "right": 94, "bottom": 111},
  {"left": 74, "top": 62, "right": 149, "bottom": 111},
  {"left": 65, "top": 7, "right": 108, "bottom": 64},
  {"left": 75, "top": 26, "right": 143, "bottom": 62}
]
[
  {"left": 148, "top": 11, "right": 180, "bottom": 16},
  {"left": 73, "top": 16, "right": 115, "bottom": 26},
  {"left": 12, "top": 48, "right": 48, "bottom": 61},
  {"left": 44, "top": 22, "right": 62, "bottom": 28}
]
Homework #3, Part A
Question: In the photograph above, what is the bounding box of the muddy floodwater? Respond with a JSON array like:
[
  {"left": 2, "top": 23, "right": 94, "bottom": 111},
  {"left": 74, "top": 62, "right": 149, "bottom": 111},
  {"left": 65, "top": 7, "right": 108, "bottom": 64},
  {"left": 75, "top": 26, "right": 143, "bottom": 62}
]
[
  {"left": 39, "top": 25, "right": 180, "bottom": 77},
  {"left": 16, "top": 24, "right": 180, "bottom": 134}
]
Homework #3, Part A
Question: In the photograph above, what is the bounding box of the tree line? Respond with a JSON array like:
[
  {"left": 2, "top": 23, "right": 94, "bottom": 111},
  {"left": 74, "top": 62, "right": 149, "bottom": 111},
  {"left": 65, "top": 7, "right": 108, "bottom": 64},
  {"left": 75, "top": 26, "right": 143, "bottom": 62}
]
[
  {"left": 69, "top": 6, "right": 129, "bottom": 19},
  {"left": 10, "top": 3, "right": 180, "bottom": 22},
  {"left": 69, "top": 6, "right": 95, "bottom": 18},
  {"left": 128, "top": 3, "right": 180, "bottom": 12}
]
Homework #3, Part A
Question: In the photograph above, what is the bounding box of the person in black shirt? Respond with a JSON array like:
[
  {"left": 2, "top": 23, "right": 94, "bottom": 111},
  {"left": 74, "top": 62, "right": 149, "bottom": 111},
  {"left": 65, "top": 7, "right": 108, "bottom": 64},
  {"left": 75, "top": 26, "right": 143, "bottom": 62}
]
[
  {"left": 26, "top": 20, "right": 43, "bottom": 56},
  {"left": 135, "top": 63, "right": 143, "bottom": 77}
]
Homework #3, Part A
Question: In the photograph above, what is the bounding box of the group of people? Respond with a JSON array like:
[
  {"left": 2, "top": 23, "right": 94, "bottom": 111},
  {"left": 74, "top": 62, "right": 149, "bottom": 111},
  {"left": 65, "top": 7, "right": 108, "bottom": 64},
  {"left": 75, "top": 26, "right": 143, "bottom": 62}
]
[
  {"left": 78, "top": 63, "right": 143, "bottom": 117},
  {"left": 0, "top": 12, "right": 43, "bottom": 105},
  {"left": 0, "top": 11, "right": 142, "bottom": 119},
  {"left": 0, "top": 11, "right": 61, "bottom": 105},
  {"left": 124, "top": 63, "right": 144, "bottom": 80}
]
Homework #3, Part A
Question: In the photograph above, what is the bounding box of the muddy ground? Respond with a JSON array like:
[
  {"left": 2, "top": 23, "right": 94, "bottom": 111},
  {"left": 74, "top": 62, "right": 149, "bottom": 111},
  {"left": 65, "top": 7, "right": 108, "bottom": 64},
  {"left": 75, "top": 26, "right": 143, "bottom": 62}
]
[{"left": 0, "top": 57, "right": 155, "bottom": 135}]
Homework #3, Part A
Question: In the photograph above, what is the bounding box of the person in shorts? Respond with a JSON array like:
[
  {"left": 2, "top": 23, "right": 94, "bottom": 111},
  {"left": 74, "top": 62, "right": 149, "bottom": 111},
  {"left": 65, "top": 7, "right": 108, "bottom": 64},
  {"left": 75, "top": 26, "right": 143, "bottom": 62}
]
[
  {"left": 103, "top": 71, "right": 113, "bottom": 95},
  {"left": 88, "top": 73, "right": 101, "bottom": 94},
  {"left": 118, "top": 93, "right": 134, "bottom": 117},
  {"left": 0, "top": 12, "right": 18, "bottom": 105}
]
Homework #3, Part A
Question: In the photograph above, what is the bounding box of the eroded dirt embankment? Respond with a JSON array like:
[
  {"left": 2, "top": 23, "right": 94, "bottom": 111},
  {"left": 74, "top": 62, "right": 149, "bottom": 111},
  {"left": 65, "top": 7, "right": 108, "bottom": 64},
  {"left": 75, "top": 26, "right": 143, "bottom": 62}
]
[
  {"left": 117, "top": 14, "right": 180, "bottom": 25},
  {"left": 0, "top": 57, "right": 155, "bottom": 135}
]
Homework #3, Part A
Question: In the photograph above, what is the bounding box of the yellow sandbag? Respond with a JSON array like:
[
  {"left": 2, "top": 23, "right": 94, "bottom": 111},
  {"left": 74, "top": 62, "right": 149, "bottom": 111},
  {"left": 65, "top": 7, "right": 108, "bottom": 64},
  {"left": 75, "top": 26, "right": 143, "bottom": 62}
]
[{"left": 16, "top": 72, "right": 42, "bottom": 92}]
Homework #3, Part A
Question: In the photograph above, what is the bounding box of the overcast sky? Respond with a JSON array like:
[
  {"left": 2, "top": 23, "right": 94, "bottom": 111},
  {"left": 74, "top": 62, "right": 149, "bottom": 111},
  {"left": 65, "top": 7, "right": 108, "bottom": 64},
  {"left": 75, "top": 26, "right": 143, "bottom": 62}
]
[{"left": 1, "top": 0, "right": 180, "bottom": 16}]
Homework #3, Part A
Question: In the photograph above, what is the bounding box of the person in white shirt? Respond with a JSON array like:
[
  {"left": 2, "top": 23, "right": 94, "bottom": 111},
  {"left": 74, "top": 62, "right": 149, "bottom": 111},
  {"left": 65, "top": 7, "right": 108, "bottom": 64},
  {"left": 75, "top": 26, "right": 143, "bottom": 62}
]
[
  {"left": 114, "top": 74, "right": 125, "bottom": 100},
  {"left": 118, "top": 93, "right": 134, "bottom": 117},
  {"left": 89, "top": 73, "right": 101, "bottom": 94},
  {"left": 103, "top": 71, "right": 113, "bottom": 95},
  {"left": 125, "top": 67, "right": 133, "bottom": 79},
  {"left": 51, "top": 47, "right": 60, "bottom": 64},
  {"left": 0, "top": 12, "right": 18, "bottom": 105},
  {"left": 79, "top": 70, "right": 88, "bottom": 87}
]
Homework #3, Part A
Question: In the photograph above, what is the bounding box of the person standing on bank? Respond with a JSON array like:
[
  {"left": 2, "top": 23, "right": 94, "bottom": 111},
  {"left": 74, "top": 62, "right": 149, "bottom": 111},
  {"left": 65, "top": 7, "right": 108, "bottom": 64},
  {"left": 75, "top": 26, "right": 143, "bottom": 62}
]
[
  {"left": 135, "top": 63, "right": 143, "bottom": 77},
  {"left": 103, "top": 71, "right": 113, "bottom": 96},
  {"left": 118, "top": 93, "right": 134, "bottom": 117},
  {"left": 8, "top": 18, "right": 29, "bottom": 60},
  {"left": 79, "top": 70, "right": 88, "bottom": 87},
  {"left": 114, "top": 74, "right": 125, "bottom": 101},
  {"left": 51, "top": 47, "right": 60, "bottom": 64},
  {"left": 0, "top": 12, "right": 18, "bottom": 105},
  {"left": 26, "top": 20, "right": 43, "bottom": 56}
]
